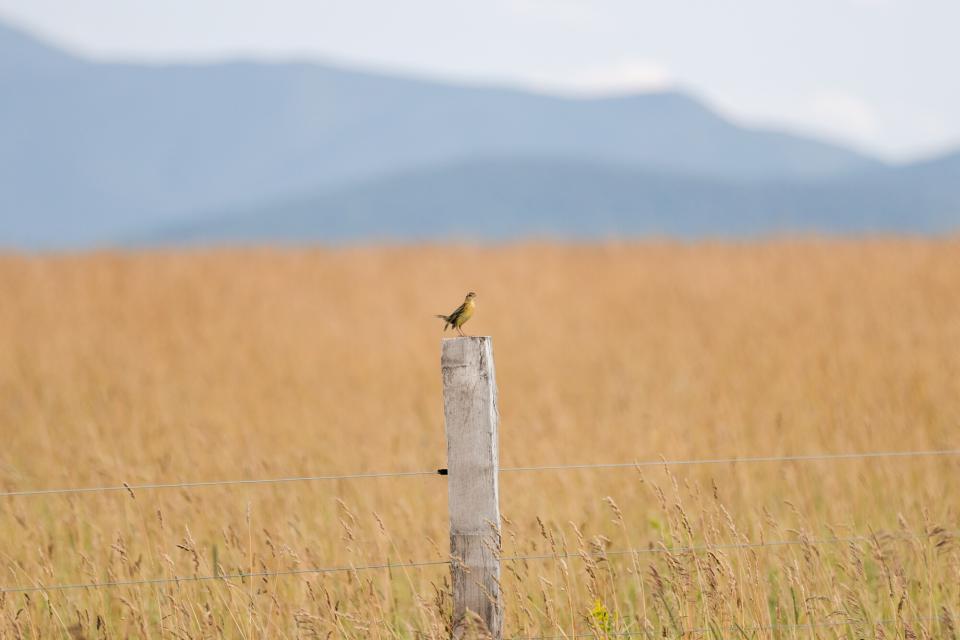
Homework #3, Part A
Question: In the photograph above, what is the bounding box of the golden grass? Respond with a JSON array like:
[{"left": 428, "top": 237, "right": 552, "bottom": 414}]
[{"left": 0, "top": 240, "right": 958, "bottom": 639}]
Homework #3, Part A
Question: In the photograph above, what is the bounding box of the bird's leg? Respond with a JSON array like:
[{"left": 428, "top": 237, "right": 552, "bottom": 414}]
[{"left": 457, "top": 326, "right": 464, "bottom": 337}]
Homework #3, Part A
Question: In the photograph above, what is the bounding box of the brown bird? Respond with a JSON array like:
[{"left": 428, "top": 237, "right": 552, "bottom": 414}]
[{"left": 436, "top": 292, "right": 476, "bottom": 337}]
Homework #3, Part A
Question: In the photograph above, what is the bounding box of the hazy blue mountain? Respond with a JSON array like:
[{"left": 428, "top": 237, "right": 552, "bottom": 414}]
[
  {"left": 0, "top": 20, "right": 889, "bottom": 249},
  {"left": 142, "top": 154, "right": 960, "bottom": 245},
  {"left": 886, "top": 149, "right": 960, "bottom": 198},
  {"left": 0, "top": 21, "right": 80, "bottom": 72}
]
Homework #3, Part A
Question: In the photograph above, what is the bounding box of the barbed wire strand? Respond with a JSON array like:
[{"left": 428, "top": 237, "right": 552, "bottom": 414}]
[
  {"left": 515, "top": 614, "right": 941, "bottom": 639},
  {"left": 0, "top": 469, "right": 439, "bottom": 499},
  {"left": 501, "top": 529, "right": 955, "bottom": 563},
  {"left": 507, "top": 533, "right": 952, "bottom": 638},
  {"left": 5, "top": 528, "right": 951, "bottom": 595},
  {"left": 0, "top": 558, "right": 450, "bottom": 595},
  {"left": 499, "top": 448, "right": 960, "bottom": 474},
  {"left": 1, "top": 448, "right": 957, "bottom": 500}
]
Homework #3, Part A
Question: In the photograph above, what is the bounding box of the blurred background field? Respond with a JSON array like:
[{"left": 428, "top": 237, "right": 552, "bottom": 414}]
[{"left": 0, "top": 240, "right": 958, "bottom": 638}]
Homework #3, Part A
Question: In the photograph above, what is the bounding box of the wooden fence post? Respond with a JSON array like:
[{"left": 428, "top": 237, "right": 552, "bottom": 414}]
[{"left": 441, "top": 337, "right": 502, "bottom": 639}]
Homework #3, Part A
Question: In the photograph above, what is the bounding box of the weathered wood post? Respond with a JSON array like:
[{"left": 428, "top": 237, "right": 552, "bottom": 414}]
[{"left": 441, "top": 337, "right": 502, "bottom": 639}]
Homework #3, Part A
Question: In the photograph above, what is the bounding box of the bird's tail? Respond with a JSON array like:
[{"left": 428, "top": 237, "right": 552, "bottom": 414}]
[{"left": 435, "top": 314, "right": 451, "bottom": 330}]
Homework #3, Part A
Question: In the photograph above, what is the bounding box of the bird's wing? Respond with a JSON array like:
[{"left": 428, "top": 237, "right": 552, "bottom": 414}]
[{"left": 448, "top": 302, "right": 466, "bottom": 322}]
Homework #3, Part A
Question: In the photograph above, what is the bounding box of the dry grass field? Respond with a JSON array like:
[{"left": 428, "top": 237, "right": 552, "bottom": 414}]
[{"left": 0, "top": 240, "right": 958, "bottom": 639}]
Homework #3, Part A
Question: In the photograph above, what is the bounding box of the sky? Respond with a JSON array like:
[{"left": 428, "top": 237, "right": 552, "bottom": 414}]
[{"left": 1, "top": 0, "right": 957, "bottom": 161}]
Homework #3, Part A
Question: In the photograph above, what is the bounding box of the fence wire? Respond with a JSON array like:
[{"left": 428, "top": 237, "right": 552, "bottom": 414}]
[
  {"left": 1, "top": 448, "right": 957, "bottom": 499},
  {"left": 514, "top": 614, "right": 943, "bottom": 639},
  {"left": 0, "top": 469, "right": 439, "bottom": 499},
  {"left": 498, "top": 448, "right": 960, "bottom": 474},
  {"left": 501, "top": 529, "right": 947, "bottom": 564},
  {"left": 3, "top": 528, "right": 950, "bottom": 596},
  {"left": 0, "top": 558, "right": 450, "bottom": 595}
]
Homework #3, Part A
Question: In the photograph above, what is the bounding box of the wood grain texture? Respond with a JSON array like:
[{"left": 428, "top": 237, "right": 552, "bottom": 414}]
[{"left": 441, "top": 337, "right": 502, "bottom": 639}]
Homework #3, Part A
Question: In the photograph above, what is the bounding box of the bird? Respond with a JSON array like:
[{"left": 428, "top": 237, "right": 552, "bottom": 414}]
[{"left": 436, "top": 292, "right": 477, "bottom": 337}]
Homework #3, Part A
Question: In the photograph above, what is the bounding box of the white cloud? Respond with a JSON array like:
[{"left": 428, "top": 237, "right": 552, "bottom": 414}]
[
  {"left": 803, "top": 90, "right": 883, "bottom": 146},
  {"left": 706, "top": 88, "right": 890, "bottom": 154},
  {"left": 528, "top": 58, "right": 675, "bottom": 96},
  {"left": 504, "top": 0, "right": 599, "bottom": 24}
]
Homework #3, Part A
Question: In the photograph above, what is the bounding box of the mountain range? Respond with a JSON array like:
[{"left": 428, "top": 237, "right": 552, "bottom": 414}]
[{"left": 0, "top": 19, "right": 958, "bottom": 249}]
